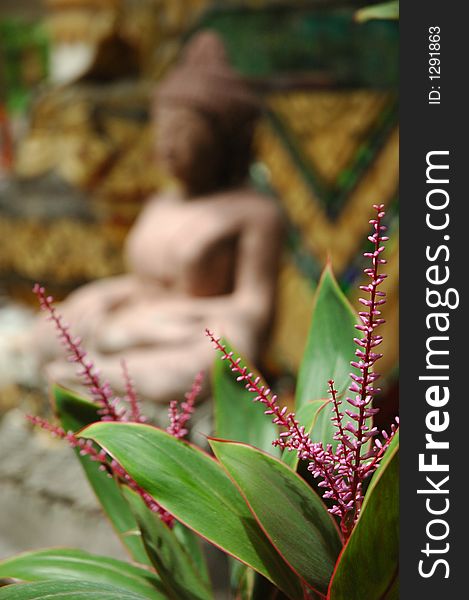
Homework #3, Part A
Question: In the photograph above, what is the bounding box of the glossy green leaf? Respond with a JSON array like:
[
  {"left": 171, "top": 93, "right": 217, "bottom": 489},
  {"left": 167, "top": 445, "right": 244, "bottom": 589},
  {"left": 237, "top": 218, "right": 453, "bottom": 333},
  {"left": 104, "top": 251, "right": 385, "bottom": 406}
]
[
  {"left": 212, "top": 341, "right": 273, "bottom": 600},
  {"left": 328, "top": 432, "right": 399, "bottom": 600},
  {"left": 172, "top": 522, "right": 211, "bottom": 589},
  {"left": 0, "top": 548, "right": 164, "bottom": 599},
  {"left": 282, "top": 400, "right": 328, "bottom": 470},
  {"left": 382, "top": 576, "right": 399, "bottom": 600},
  {"left": 123, "top": 487, "right": 213, "bottom": 600},
  {"left": 210, "top": 440, "right": 342, "bottom": 596},
  {"left": 81, "top": 422, "right": 303, "bottom": 600},
  {"left": 227, "top": 556, "right": 254, "bottom": 599},
  {"left": 355, "top": 1, "right": 399, "bottom": 23},
  {"left": 53, "top": 385, "right": 150, "bottom": 566},
  {"left": 0, "top": 580, "right": 149, "bottom": 600},
  {"left": 235, "top": 566, "right": 255, "bottom": 600},
  {"left": 295, "top": 266, "right": 358, "bottom": 449},
  {"left": 212, "top": 340, "right": 279, "bottom": 455}
]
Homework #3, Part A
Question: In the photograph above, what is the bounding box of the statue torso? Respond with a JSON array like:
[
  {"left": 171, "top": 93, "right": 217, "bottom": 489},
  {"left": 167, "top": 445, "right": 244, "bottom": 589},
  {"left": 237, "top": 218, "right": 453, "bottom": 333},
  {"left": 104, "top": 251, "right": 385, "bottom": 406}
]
[{"left": 125, "top": 189, "right": 265, "bottom": 298}]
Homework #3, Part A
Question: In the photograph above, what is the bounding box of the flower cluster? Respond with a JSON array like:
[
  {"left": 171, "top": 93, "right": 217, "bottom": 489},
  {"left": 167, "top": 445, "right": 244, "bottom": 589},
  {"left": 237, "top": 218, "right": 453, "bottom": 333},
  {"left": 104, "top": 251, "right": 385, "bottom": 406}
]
[
  {"left": 207, "top": 204, "right": 399, "bottom": 539},
  {"left": 29, "top": 287, "right": 200, "bottom": 524}
]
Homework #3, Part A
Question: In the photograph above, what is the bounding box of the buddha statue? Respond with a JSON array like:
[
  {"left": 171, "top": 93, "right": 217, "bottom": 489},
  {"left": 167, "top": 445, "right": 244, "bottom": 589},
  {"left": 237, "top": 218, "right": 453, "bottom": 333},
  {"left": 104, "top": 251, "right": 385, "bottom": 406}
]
[{"left": 27, "top": 31, "right": 283, "bottom": 403}]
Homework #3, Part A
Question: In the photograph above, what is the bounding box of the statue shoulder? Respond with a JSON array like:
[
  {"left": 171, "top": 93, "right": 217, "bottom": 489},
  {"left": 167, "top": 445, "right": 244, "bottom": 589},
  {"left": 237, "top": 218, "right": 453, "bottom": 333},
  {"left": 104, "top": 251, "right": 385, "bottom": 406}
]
[{"left": 225, "top": 188, "right": 283, "bottom": 225}]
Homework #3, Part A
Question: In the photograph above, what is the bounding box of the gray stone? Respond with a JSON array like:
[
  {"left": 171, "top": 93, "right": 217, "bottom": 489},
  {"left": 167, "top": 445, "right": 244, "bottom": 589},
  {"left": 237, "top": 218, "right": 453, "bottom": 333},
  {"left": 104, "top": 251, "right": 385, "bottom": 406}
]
[{"left": 0, "top": 409, "right": 126, "bottom": 561}]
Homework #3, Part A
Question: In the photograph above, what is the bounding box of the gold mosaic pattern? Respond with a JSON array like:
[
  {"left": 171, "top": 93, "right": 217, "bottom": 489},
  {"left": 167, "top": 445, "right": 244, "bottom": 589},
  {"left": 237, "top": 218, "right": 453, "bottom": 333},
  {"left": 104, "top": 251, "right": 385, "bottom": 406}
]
[
  {"left": 2, "top": 89, "right": 398, "bottom": 373},
  {"left": 45, "top": 0, "right": 212, "bottom": 78},
  {"left": 268, "top": 258, "right": 316, "bottom": 371},
  {"left": 0, "top": 217, "right": 125, "bottom": 283},
  {"left": 269, "top": 91, "right": 392, "bottom": 185},
  {"left": 255, "top": 120, "right": 399, "bottom": 274},
  {"left": 256, "top": 90, "right": 399, "bottom": 373}
]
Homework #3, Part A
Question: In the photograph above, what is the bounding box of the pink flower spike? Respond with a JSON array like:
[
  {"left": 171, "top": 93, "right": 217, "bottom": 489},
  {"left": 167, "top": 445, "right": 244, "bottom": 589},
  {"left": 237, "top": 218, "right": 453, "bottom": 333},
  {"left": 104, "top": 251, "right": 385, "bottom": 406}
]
[
  {"left": 120, "top": 359, "right": 146, "bottom": 423},
  {"left": 33, "top": 285, "right": 121, "bottom": 422},
  {"left": 206, "top": 205, "right": 399, "bottom": 543},
  {"left": 166, "top": 371, "right": 204, "bottom": 440}
]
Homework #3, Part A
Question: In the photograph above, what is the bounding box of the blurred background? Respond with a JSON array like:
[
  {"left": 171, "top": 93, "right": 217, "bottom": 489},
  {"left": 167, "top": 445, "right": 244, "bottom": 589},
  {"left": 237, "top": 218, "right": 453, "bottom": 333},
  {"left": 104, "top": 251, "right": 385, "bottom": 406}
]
[{"left": 0, "top": 0, "right": 398, "bottom": 584}]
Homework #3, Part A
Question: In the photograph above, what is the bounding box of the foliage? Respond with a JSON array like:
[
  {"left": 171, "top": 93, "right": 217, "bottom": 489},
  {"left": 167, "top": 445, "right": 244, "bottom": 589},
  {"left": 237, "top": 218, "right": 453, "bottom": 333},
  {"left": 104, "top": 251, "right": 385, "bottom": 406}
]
[
  {"left": 0, "top": 206, "right": 399, "bottom": 599},
  {"left": 355, "top": 2, "right": 399, "bottom": 23}
]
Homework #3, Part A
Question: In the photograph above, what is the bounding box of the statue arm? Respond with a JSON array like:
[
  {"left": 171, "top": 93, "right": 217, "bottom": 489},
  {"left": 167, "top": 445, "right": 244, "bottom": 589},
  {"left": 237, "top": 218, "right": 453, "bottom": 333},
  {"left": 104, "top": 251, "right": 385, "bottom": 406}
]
[{"left": 232, "top": 200, "right": 283, "bottom": 325}]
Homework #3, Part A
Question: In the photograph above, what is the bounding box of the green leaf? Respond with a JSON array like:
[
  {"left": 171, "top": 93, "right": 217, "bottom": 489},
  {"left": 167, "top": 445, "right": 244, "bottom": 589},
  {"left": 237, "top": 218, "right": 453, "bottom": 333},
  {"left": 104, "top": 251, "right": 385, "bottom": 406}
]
[
  {"left": 122, "top": 487, "right": 213, "bottom": 600},
  {"left": 212, "top": 342, "right": 274, "bottom": 600},
  {"left": 172, "top": 522, "right": 211, "bottom": 589},
  {"left": 0, "top": 580, "right": 149, "bottom": 600},
  {"left": 295, "top": 266, "right": 358, "bottom": 449},
  {"left": 355, "top": 1, "right": 399, "bottom": 23},
  {"left": 212, "top": 340, "right": 279, "bottom": 455},
  {"left": 382, "top": 576, "right": 399, "bottom": 600},
  {"left": 328, "top": 432, "right": 399, "bottom": 600},
  {"left": 53, "top": 385, "right": 150, "bottom": 566},
  {"left": 81, "top": 422, "right": 304, "bottom": 600},
  {"left": 229, "top": 559, "right": 262, "bottom": 599},
  {"left": 0, "top": 549, "right": 164, "bottom": 599},
  {"left": 210, "top": 440, "right": 342, "bottom": 596},
  {"left": 282, "top": 400, "right": 328, "bottom": 470}
]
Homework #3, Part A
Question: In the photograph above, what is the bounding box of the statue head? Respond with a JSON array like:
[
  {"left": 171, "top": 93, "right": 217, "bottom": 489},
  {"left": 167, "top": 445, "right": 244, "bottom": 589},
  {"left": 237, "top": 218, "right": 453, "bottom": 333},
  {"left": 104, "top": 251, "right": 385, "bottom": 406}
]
[{"left": 153, "top": 31, "right": 260, "bottom": 195}]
